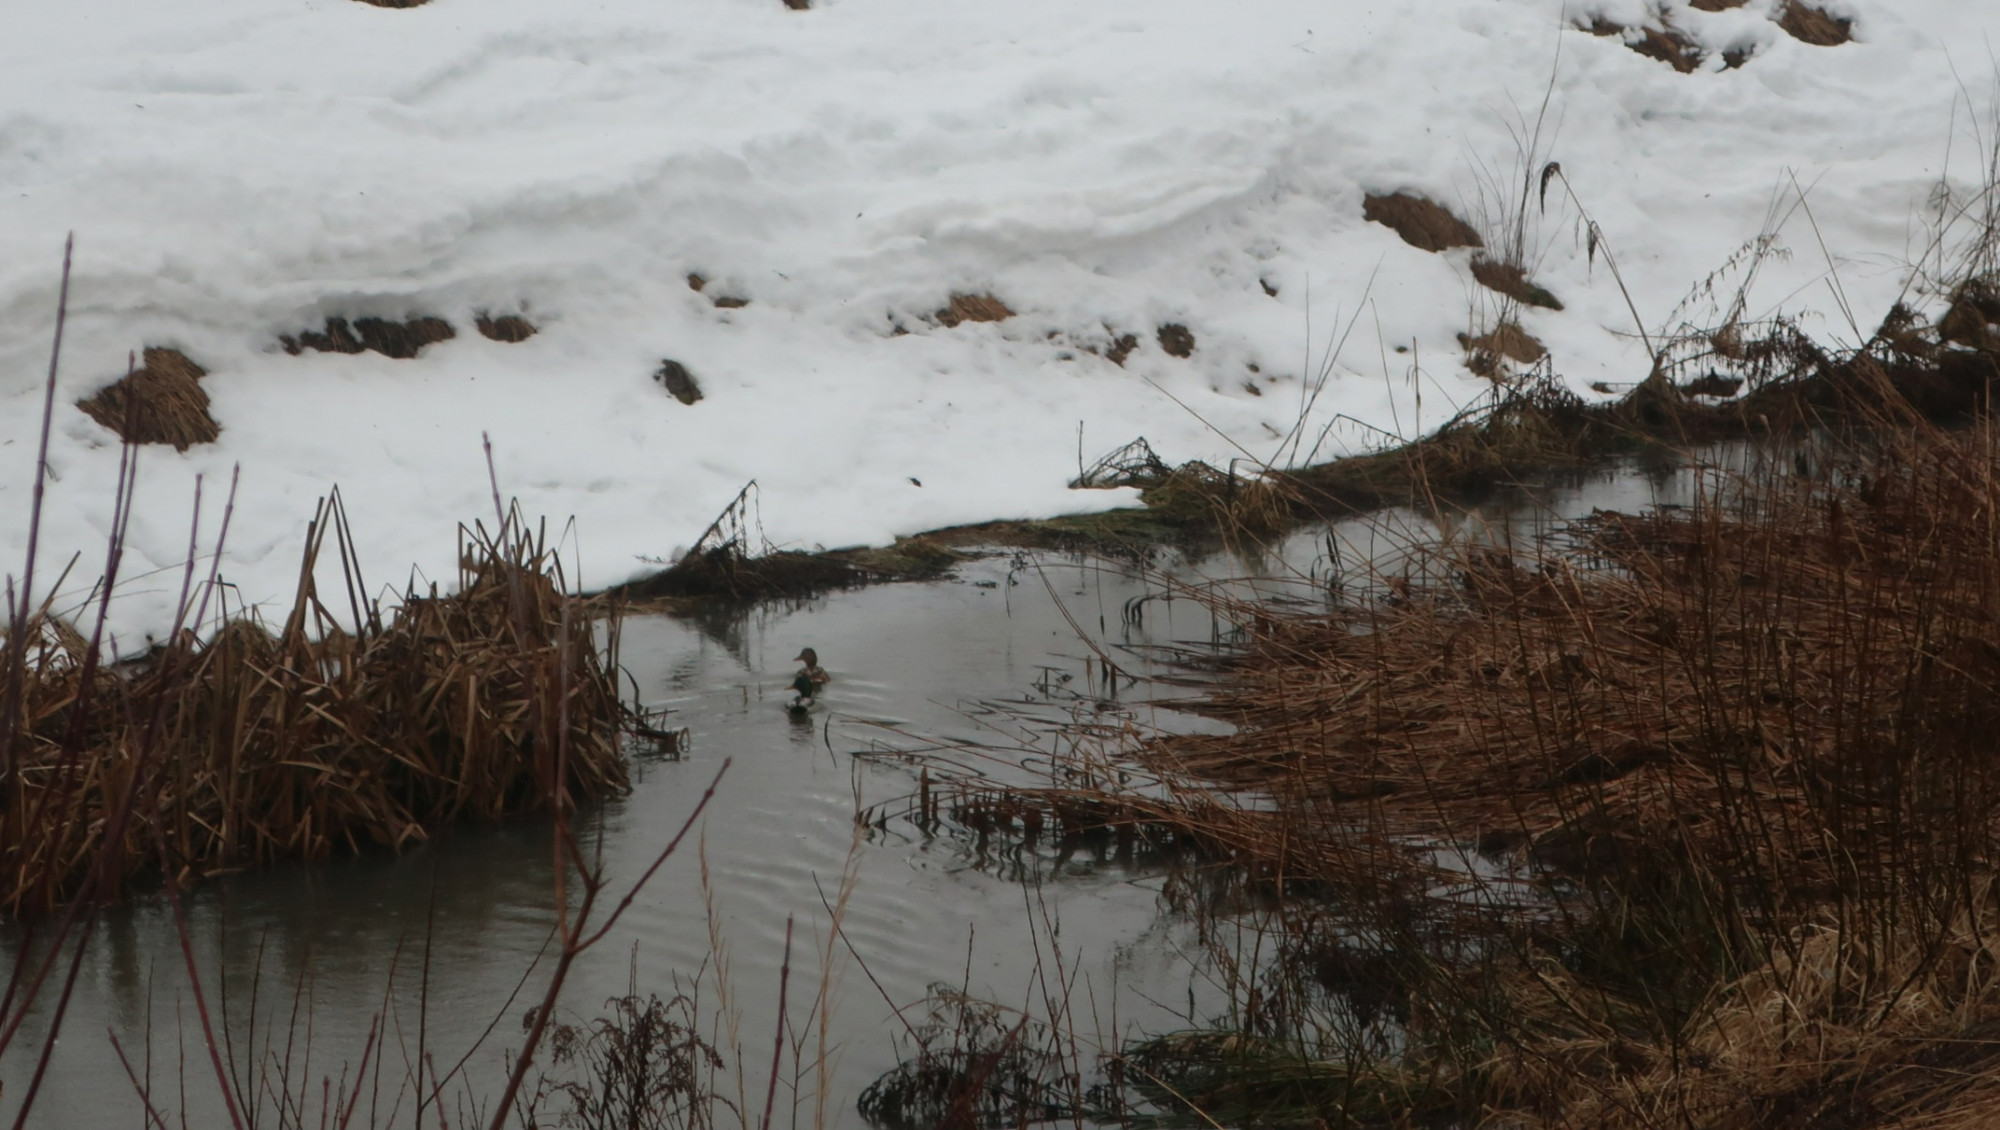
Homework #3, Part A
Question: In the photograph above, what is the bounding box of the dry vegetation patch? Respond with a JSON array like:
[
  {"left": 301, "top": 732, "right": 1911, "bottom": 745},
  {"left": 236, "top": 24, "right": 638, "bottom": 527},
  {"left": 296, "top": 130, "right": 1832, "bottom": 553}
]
[
  {"left": 1581, "top": 14, "right": 1755, "bottom": 71},
  {"left": 654, "top": 359, "right": 703, "bottom": 404},
  {"left": 1156, "top": 322, "right": 1196, "bottom": 358},
  {"left": 476, "top": 313, "right": 537, "bottom": 342},
  {"left": 1362, "top": 192, "right": 1483, "bottom": 252},
  {"left": 934, "top": 292, "right": 1015, "bottom": 328},
  {"left": 1457, "top": 320, "right": 1546, "bottom": 376},
  {"left": 912, "top": 421, "right": 2000, "bottom": 1128},
  {"left": 686, "top": 272, "right": 750, "bottom": 309},
  {"left": 75, "top": 347, "right": 219, "bottom": 450},
  {"left": 1470, "top": 255, "right": 1563, "bottom": 309},
  {"left": 281, "top": 314, "right": 456, "bottom": 359},
  {"left": 0, "top": 507, "right": 632, "bottom": 917},
  {"left": 1777, "top": 1, "right": 1853, "bottom": 45},
  {"left": 1104, "top": 330, "right": 1140, "bottom": 367}
]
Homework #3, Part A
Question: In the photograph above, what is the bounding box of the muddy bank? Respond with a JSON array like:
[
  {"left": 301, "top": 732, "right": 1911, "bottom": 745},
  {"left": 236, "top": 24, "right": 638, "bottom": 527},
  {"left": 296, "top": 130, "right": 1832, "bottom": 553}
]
[{"left": 609, "top": 301, "right": 1999, "bottom": 614}]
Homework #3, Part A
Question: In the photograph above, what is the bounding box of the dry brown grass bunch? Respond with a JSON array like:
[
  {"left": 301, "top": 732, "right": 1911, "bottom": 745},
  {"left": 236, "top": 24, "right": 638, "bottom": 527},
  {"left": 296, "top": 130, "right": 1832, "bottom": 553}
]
[
  {"left": 925, "top": 420, "right": 2000, "bottom": 1127},
  {"left": 0, "top": 499, "right": 631, "bottom": 917},
  {"left": 1777, "top": 1, "right": 1853, "bottom": 46},
  {"left": 1457, "top": 319, "right": 1547, "bottom": 377},
  {"left": 281, "top": 314, "right": 456, "bottom": 359},
  {"left": 75, "top": 347, "right": 219, "bottom": 451},
  {"left": 935, "top": 293, "right": 1015, "bottom": 328},
  {"left": 1362, "top": 192, "right": 1483, "bottom": 253}
]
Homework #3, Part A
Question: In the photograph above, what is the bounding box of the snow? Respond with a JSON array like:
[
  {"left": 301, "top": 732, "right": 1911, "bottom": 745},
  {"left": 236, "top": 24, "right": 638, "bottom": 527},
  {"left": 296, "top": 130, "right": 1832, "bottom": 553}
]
[{"left": 0, "top": 0, "right": 1990, "bottom": 638}]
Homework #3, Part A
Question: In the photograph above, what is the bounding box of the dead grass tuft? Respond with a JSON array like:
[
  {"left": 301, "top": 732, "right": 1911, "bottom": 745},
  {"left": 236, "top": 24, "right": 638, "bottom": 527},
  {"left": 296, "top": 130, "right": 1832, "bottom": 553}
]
[
  {"left": 1363, "top": 192, "right": 1483, "bottom": 253},
  {"left": 1776, "top": 1, "right": 1853, "bottom": 46},
  {"left": 935, "top": 293, "right": 1014, "bottom": 328},
  {"left": 1457, "top": 321, "right": 1546, "bottom": 377},
  {"left": 654, "top": 359, "right": 704, "bottom": 405},
  {"left": 1104, "top": 331, "right": 1140, "bottom": 367},
  {"left": 1470, "top": 256, "right": 1563, "bottom": 309},
  {"left": 1580, "top": 16, "right": 1707, "bottom": 72},
  {"left": 281, "top": 314, "right": 456, "bottom": 359},
  {"left": 685, "top": 272, "right": 750, "bottom": 308},
  {"left": 0, "top": 501, "right": 632, "bottom": 916},
  {"left": 1156, "top": 323, "right": 1196, "bottom": 358},
  {"left": 1629, "top": 24, "right": 1705, "bottom": 72},
  {"left": 476, "top": 313, "right": 537, "bottom": 343},
  {"left": 75, "top": 347, "right": 220, "bottom": 451}
]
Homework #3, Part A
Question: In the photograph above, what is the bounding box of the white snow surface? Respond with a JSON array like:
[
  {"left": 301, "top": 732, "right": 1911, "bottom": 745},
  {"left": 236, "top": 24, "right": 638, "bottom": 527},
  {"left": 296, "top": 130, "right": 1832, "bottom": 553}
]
[{"left": 0, "top": 0, "right": 1991, "bottom": 638}]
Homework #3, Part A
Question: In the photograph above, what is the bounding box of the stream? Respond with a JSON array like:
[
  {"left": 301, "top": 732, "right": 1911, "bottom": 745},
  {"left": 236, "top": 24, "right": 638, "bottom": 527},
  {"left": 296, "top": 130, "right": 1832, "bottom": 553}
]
[{"left": 0, "top": 450, "right": 1731, "bottom": 1128}]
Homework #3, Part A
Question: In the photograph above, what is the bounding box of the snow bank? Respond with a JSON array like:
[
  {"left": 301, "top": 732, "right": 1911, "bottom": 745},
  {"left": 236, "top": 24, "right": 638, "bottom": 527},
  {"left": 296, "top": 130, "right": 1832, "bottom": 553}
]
[{"left": 0, "top": 0, "right": 1988, "bottom": 638}]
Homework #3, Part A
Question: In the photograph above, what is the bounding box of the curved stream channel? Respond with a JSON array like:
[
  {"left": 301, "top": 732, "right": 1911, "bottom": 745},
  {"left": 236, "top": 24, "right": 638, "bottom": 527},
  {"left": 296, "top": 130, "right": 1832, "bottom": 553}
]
[{"left": 3, "top": 455, "right": 1729, "bottom": 1128}]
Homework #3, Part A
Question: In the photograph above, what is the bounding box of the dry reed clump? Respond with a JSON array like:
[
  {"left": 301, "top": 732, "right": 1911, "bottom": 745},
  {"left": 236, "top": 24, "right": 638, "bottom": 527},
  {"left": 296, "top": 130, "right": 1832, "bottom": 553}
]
[
  {"left": 916, "top": 421, "right": 2000, "bottom": 1128},
  {"left": 75, "top": 347, "right": 220, "bottom": 450},
  {"left": 0, "top": 501, "right": 632, "bottom": 917}
]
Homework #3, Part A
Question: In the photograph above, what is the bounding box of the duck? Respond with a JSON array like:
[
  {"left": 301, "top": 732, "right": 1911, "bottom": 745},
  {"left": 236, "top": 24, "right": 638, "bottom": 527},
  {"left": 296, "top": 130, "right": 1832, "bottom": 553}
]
[{"left": 789, "top": 647, "right": 830, "bottom": 710}]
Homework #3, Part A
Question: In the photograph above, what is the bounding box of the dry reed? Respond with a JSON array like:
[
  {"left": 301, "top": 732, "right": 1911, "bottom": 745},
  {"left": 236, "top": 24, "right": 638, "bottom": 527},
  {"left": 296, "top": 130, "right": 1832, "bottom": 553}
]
[
  {"left": 0, "top": 495, "right": 631, "bottom": 918},
  {"left": 922, "top": 417, "right": 2000, "bottom": 1128}
]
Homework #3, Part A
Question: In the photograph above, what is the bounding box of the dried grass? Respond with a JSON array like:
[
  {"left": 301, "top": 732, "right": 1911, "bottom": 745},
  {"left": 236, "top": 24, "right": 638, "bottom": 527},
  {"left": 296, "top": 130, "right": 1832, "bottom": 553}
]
[
  {"left": 1156, "top": 323, "right": 1196, "bottom": 358},
  {"left": 280, "top": 315, "right": 456, "bottom": 359},
  {"left": 655, "top": 359, "right": 704, "bottom": 404},
  {"left": 1362, "top": 192, "right": 1483, "bottom": 253},
  {"left": 0, "top": 500, "right": 631, "bottom": 917},
  {"left": 476, "top": 313, "right": 537, "bottom": 343},
  {"left": 75, "top": 347, "right": 219, "bottom": 450},
  {"left": 1471, "top": 255, "right": 1564, "bottom": 310},
  {"left": 935, "top": 293, "right": 1015, "bottom": 328},
  {"left": 1457, "top": 320, "right": 1547, "bottom": 376},
  {"left": 1777, "top": 2, "right": 1854, "bottom": 47},
  {"left": 923, "top": 418, "right": 2000, "bottom": 1127}
]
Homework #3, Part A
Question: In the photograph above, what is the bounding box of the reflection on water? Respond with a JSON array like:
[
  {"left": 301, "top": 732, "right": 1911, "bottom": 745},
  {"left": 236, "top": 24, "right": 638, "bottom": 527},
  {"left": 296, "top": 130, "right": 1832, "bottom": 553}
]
[{"left": 2, "top": 452, "right": 1726, "bottom": 1128}]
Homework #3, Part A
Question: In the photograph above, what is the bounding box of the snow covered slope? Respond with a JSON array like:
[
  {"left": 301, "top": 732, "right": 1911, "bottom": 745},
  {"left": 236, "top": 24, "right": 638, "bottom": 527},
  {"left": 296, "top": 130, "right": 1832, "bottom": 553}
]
[{"left": 0, "top": 0, "right": 1989, "bottom": 637}]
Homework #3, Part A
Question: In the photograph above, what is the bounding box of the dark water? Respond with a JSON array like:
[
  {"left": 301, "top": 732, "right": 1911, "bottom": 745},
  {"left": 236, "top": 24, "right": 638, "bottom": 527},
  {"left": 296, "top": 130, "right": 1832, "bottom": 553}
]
[{"left": 0, "top": 453, "right": 1728, "bottom": 1128}]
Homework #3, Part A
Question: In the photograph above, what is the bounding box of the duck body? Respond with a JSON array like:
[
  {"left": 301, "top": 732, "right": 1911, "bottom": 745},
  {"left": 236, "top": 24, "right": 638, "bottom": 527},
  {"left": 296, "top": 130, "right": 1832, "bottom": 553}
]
[{"left": 789, "top": 647, "right": 830, "bottom": 709}]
